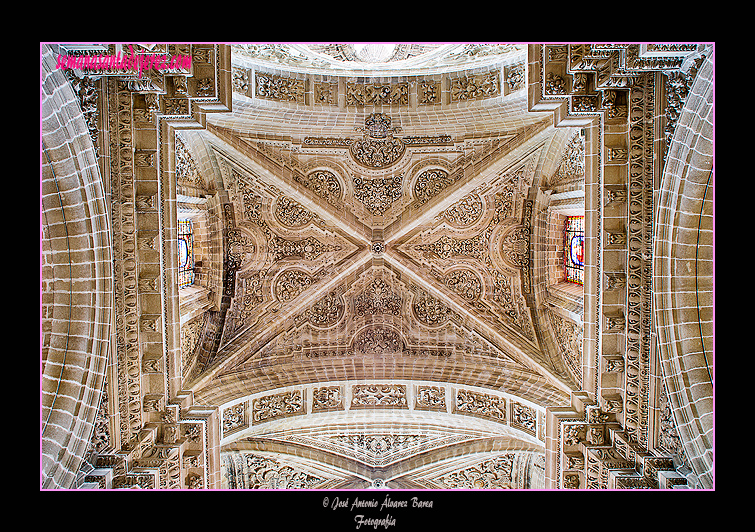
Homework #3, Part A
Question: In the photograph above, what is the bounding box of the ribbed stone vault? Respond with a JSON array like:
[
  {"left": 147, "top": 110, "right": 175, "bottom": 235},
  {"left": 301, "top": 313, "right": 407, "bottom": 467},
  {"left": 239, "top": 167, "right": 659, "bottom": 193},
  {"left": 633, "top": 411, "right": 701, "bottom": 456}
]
[{"left": 178, "top": 43, "right": 577, "bottom": 489}]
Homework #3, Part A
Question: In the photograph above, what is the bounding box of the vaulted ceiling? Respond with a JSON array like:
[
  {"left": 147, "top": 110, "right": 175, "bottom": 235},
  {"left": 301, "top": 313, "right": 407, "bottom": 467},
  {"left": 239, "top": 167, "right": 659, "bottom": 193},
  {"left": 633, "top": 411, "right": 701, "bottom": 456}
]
[{"left": 177, "top": 44, "right": 583, "bottom": 489}]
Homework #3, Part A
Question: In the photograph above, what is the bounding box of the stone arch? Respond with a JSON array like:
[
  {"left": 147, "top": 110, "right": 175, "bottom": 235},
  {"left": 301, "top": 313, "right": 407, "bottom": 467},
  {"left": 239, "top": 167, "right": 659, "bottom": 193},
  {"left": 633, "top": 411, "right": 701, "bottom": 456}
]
[
  {"left": 41, "top": 45, "right": 112, "bottom": 488},
  {"left": 653, "top": 53, "right": 714, "bottom": 489}
]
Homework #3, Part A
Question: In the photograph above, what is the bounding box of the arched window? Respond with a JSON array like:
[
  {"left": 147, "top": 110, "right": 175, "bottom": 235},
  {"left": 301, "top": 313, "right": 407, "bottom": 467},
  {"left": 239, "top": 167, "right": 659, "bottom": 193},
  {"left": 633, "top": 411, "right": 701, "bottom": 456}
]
[
  {"left": 563, "top": 216, "right": 584, "bottom": 285},
  {"left": 178, "top": 219, "right": 195, "bottom": 289}
]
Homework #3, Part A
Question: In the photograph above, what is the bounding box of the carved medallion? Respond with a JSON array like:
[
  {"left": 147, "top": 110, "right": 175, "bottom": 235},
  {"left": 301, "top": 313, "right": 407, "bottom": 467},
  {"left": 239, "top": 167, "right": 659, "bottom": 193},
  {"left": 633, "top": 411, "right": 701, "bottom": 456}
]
[
  {"left": 413, "top": 293, "right": 452, "bottom": 326},
  {"left": 444, "top": 269, "right": 483, "bottom": 302},
  {"left": 274, "top": 269, "right": 313, "bottom": 302},
  {"left": 414, "top": 169, "right": 456, "bottom": 206},
  {"left": 353, "top": 327, "right": 404, "bottom": 355},
  {"left": 352, "top": 175, "right": 403, "bottom": 215},
  {"left": 442, "top": 193, "right": 484, "bottom": 227},
  {"left": 349, "top": 113, "right": 406, "bottom": 168},
  {"left": 274, "top": 196, "right": 315, "bottom": 227}
]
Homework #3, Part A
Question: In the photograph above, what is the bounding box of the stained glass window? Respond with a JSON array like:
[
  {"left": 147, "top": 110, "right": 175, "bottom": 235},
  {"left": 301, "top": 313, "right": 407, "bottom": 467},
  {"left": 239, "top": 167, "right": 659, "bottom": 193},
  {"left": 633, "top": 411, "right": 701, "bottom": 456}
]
[
  {"left": 563, "top": 216, "right": 584, "bottom": 285},
  {"left": 178, "top": 219, "right": 195, "bottom": 289}
]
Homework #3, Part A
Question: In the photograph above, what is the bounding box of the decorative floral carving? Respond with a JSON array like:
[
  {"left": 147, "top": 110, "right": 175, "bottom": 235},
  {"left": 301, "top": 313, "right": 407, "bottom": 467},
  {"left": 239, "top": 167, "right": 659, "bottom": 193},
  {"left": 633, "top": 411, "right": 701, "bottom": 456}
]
[
  {"left": 312, "top": 386, "right": 343, "bottom": 411},
  {"left": 550, "top": 312, "right": 583, "bottom": 382},
  {"left": 415, "top": 234, "right": 487, "bottom": 261},
  {"left": 313, "top": 82, "right": 337, "bottom": 104},
  {"left": 501, "top": 226, "right": 530, "bottom": 269},
  {"left": 353, "top": 327, "right": 404, "bottom": 355},
  {"left": 553, "top": 131, "right": 585, "bottom": 184},
  {"left": 255, "top": 72, "right": 305, "bottom": 103},
  {"left": 350, "top": 113, "right": 406, "bottom": 168},
  {"left": 354, "top": 279, "right": 402, "bottom": 316},
  {"left": 455, "top": 389, "right": 506, "bottom": 422},
  {"left": 241, "top": 454, "right": 324, "bottom": 489},
  {"left": 226, "top": 229, "right": 255, "bottom": 270},
  {"left": 231, "top": 67, "right": 249, "bottom": 93},
  {"left": 450, "top": 71, "right": 500, "bottom": 101},
  {"left": 175, "top": 137, "right": 202, "bottom": 186},
  {"left": 274, "top": 196, "right": 315, "bottom": 227},
  {"left": 222, "top": 402, "right": 247, "bottom": 436},
  {"left": 415, "top": 386, "right": 446, "bottom": 410},
  {"left": 511, "top": 402, "right": 537, "bottom": 434},
  {"left": 444, "top": 269, "right": 483, "bottom": 302},
  {"left": 352, "top": 175, "right": 403, "bottom": 214},
  {"left": 306, "top": 292, "right": 344, "bottom": 328},
  {"left": 252, "top": 390, "right": 304, "bottom": 424},
  {"left": 414, "top": 168, "right": 456, "bottom": 206},
  {"left": 351, "top": 384, "right": 407, "bottom": 408},
  {"left": 505, "top": 62, "right": 525, "bottom": 92},
  {"left": 442, "top": 194, "right": 484, "bottom": 227},
  {"left": 294, "top": 170, "right": 342, "bottom": 206},
  {"left": 418, "top": 81, "right": 440, "bottom": 104},
  {"left": 180, "top": 316, "right": 203, "bottom": 374},
  {"left": 270, "top": 235, "right": 339, "bottom": 262},
  {"left": 274, "top": 269, "right": 313, "bottom": 302},
  {"left": 545, "top": 72, "right": 566, "bottom": 94},
  {"left": 439, "top": 455, "right": 514, "bottom": 489},
  {"left": 332, "top": 434, "right": 421, "bottom": 455},
  {"left": 413, "top": 293, "right": 451, "bottom": 326},
  {"left": 346, "top": 82, "right": 408, "bottom": 106}
]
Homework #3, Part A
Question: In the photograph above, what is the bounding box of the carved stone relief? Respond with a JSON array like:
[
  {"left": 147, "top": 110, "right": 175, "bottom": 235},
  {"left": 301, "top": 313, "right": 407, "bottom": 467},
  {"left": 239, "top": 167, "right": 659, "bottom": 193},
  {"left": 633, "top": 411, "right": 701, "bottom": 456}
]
[
  {"left": 450, "top": 71, "right": 500, "bottom": 101},
  {"left": 438, "top": 454, "right": 514, "bottom": 489},
  {"left": 252, "top": 390, "right": 304, "bottom": 424},
  {"left": 353, "top": 327, "right": 404, "bottom": 355},
  {"left": 455, "top": 389, "right": 506, "bottom": 423},
  {"left": 354, "top": 279, "right": 402, "bottom": 317},
  {"left": 415, "top": 385, "right": 446, "bottom": 411},
  {"left": 255, "top": 72, "right": 305, "bottom": 103},
  {"left": 222, "top": 453, "right": 327, "bottom": 489},
  {"left": 351, "top": 384, "right": 408, "bottom": 408},
  {"left": 352, "top": 174, "right": 403, "bottom": 215}
]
